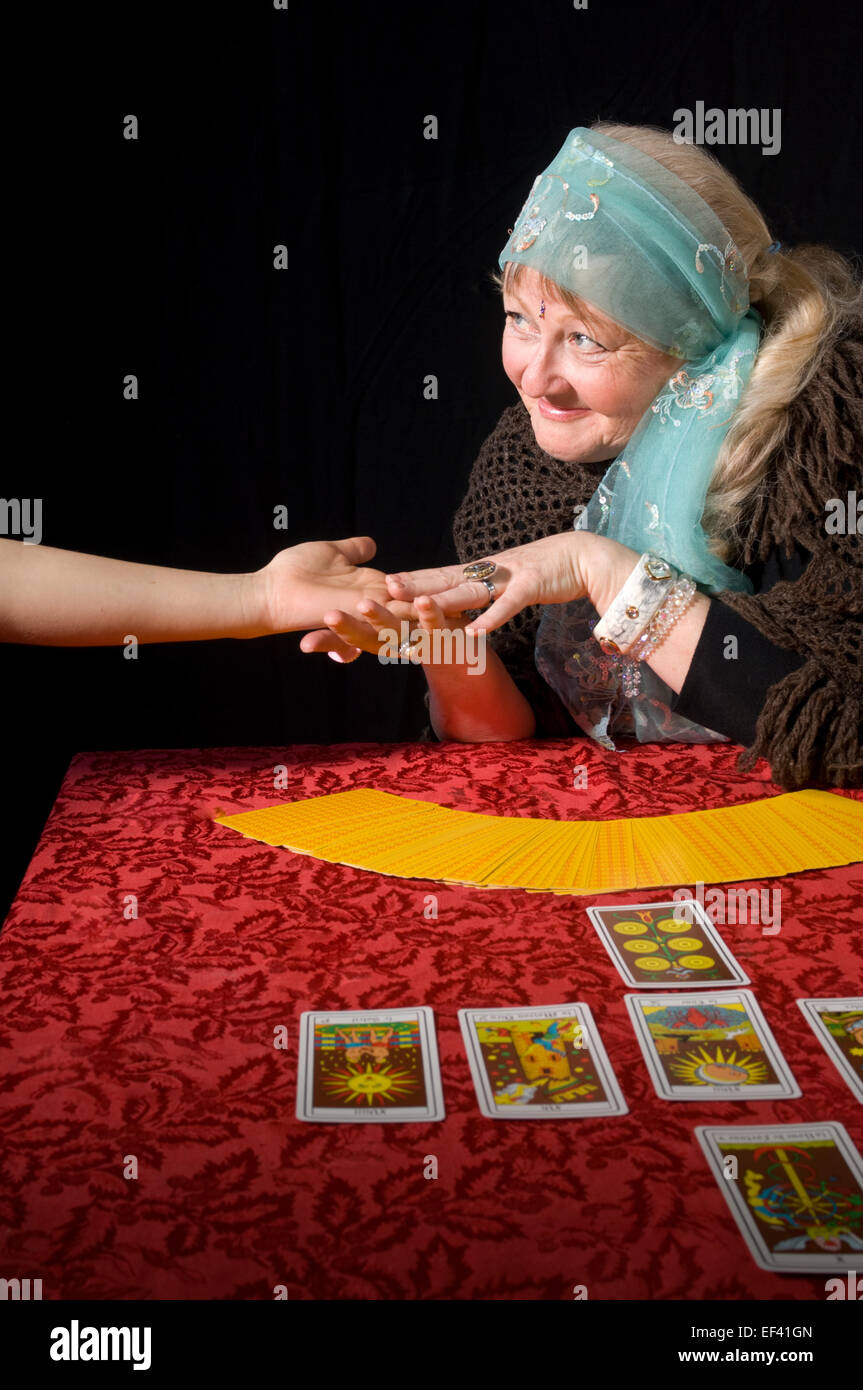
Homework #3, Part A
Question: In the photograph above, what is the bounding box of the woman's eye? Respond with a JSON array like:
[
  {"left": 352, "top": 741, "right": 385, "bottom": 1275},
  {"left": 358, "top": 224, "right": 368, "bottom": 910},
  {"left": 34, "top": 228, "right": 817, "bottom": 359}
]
[
  {"left": 569, "top": 330, "right": 606, "bottom": 351},
  {"left": 504, "top": 311, "right": 604, "bottom": 351}
]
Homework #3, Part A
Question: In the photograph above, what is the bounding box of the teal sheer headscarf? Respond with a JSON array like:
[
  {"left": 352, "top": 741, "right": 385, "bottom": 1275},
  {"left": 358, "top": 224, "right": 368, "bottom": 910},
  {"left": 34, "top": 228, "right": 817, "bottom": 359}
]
[{"left": 498, "top": 127, "right": 761, "bottom": 748}]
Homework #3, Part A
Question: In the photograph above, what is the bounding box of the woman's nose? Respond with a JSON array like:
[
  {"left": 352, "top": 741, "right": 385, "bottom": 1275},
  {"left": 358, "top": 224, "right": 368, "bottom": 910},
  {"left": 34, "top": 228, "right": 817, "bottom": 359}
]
[{"left": 519, "top": 339, "right": 566, "bottom": 398}]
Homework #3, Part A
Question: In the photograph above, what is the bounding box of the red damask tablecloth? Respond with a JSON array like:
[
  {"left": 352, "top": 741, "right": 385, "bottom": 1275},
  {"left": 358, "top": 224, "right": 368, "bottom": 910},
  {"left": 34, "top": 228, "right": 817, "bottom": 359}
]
[{"left": 1, "top": 738, "right": 861, "bottom": 1300}]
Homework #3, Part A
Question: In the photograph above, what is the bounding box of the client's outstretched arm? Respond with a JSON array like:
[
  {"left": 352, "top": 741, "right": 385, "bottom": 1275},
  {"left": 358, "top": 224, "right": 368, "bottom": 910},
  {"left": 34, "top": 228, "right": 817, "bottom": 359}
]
[{"left": 0, "top": 536, "right": 391, "bottom": 645}]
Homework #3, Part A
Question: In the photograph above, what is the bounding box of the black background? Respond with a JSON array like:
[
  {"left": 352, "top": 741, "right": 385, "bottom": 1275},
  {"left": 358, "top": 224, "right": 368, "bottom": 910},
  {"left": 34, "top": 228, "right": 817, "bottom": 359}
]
[{"left": 4, "top": 0, "right": 861, "bottom": 920}]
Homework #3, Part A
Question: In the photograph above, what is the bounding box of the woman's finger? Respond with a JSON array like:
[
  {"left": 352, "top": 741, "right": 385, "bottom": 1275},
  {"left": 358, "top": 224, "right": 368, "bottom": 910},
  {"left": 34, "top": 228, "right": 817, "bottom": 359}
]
[
  {"left": 385, "top": 564, "right": 467, "bottom": 598},
  {"left": 402, "top": 579, "right": 499, "bottom": 615},
  {"left": 463, "top": 575, "right": 536, "bottom": 634}
]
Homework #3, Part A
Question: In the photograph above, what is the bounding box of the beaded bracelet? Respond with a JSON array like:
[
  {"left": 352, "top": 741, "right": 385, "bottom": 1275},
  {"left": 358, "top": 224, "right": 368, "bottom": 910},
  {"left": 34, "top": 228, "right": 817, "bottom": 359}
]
[{"left": 629, "top": 575, "right": 697, "bottom": 659}]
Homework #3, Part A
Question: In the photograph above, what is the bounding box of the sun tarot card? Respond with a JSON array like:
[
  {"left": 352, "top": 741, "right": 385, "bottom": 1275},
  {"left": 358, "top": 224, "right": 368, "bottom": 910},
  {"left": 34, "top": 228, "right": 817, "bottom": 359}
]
[
  {"left": 587, "top": 899, "right": 749, "bottom": 988},
  {"left": 296, "top": 1007, "right": 445, "bottom": 1122},
  {"left": 625, "top": 990, "right": 800, "bottom": 1101},
  {"left": 697, "top": 1122, "right": 863, "bottom": 1272},
  {"left": 458, "top": 1004, "right": 628, "bottom": 1120},
  {"left": 796, "top": 998, "right": 863, "bottom": 1104}
]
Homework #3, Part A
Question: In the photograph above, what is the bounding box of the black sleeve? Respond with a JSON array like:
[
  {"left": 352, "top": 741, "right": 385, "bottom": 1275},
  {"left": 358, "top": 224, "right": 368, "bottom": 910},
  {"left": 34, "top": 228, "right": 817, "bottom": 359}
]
[{"left": 669, "top": 597, "right": 808, "bottom": 746}]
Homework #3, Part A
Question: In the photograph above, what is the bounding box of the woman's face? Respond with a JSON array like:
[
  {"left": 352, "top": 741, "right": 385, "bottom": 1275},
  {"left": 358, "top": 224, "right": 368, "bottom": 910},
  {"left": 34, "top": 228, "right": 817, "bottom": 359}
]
[{"left": 501, "top": 266, "right": 681, "bottom": 463}]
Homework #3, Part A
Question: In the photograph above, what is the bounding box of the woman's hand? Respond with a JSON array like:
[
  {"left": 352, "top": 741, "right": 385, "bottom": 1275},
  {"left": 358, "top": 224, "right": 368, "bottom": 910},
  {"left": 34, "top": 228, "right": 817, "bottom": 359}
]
[
  {"left": 385, "top": 531, "right": 640, "bottom": 632},
  {"left": 257, "top": 536, "right": 395, "bottom": 634},
  {"left": 299, "top": 595, "right": 467, "bottom": 664}
]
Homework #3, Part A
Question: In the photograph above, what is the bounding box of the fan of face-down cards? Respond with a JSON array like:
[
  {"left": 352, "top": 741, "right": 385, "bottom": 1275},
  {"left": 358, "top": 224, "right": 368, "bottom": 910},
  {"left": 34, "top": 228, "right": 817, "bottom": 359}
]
[{"left": 296, "top": 899, "right": 863, "bottom": 1277}]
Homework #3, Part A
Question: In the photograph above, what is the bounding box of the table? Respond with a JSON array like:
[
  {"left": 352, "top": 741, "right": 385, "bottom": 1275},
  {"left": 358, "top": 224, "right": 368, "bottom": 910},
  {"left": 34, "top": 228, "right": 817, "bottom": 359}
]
[{"left": 1, "top": 739, "right": 861, "bottom": 1300}]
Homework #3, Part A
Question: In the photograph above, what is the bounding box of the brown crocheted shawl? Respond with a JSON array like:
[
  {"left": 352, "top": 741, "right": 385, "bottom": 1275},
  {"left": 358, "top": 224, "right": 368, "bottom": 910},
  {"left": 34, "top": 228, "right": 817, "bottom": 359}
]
[{"left": 451, "top": 329, "right": 863, "bottom": 789}]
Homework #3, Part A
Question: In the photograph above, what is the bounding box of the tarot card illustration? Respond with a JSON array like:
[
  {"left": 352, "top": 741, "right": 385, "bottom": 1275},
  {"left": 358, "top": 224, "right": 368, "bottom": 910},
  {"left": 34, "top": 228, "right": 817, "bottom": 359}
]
[
  {"left": 296, "top": 1007, "right": 445, "bottom": 1122},
  {"left": 459, "top": 1004, "right": 627, "bottom": 1119},
  {"left": 587, "top": 899, "right": 749, "bottom": 987},
  {"left": 797, "top": 998, "right": 863, "bottom": 1103},
  {"left": 697, "top": 1122, "right": 863, "bottom": 1271},
  {"left": 626, "top": 990, "right": 800, "bottom": 1100}
]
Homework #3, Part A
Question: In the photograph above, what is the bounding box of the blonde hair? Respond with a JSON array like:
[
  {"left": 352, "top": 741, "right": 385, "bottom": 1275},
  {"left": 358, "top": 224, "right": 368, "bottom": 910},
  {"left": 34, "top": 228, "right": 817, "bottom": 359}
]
[{"left": 497, "top": 121, "right": 863, "bottom": 560}]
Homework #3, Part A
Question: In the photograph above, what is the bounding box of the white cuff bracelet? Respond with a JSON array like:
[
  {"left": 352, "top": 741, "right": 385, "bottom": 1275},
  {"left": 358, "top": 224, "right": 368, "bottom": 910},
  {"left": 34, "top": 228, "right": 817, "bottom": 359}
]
[{"left": 592, "top": 552, "right": 678, "bottom": 656}]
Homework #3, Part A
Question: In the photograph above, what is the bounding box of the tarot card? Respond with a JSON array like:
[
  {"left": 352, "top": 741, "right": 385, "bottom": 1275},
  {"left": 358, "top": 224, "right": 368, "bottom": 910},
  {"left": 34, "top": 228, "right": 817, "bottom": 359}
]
[
  {"left": 626, "top": 990, "right": 800, "bottom": 1100},
  {"left": 797, "top": 998, "right": 863, "bottom": 1104},
  {"left": 458, "top": 1003, "right": 628, "bottom": 1120},
  {"left": 296, "top": 1007, "right": 445, "bottom": 1122},
  {"left": 697, "top": 1122, "right": 863, "bottom": 1272},
  {"left": 587, "top": 898, "right": 749, "bottom": 988}
]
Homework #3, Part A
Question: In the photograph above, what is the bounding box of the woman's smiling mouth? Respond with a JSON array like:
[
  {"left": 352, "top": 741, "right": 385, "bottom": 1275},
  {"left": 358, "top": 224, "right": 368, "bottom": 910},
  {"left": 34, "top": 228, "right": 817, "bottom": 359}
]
[{"left": 537, "top": 398, "right": 592, "bottom": 420}]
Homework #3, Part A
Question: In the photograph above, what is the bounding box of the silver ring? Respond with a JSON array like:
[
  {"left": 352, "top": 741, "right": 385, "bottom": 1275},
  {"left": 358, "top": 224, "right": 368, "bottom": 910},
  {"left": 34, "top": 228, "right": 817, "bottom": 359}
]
[{"left": 481, "top": 578, "right": 495, "bottom": 604}]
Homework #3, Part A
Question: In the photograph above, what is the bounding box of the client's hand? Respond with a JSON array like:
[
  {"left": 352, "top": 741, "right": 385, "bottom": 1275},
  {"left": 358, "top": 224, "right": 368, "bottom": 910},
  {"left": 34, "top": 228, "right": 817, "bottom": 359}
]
[
  {"left": 299, "top": 595, "right": 467, "bottom": 665},
  {"left": 259, "top": 536, "right": 394, "bottom": 634},
  {"left": 385, "top": 531, "right": 639, "bottom": 632}
]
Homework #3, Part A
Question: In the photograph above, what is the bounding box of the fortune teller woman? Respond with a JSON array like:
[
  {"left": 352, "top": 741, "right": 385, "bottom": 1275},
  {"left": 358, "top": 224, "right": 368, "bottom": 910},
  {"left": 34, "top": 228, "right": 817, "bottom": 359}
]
[{"left": 303, "top": 122, "right": 863, "bottom": 790}]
